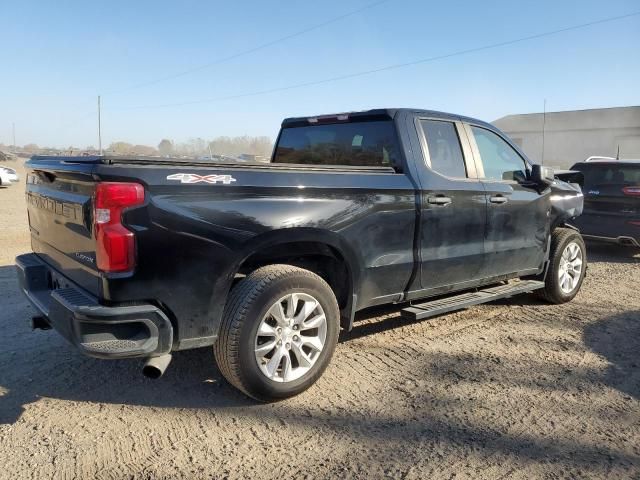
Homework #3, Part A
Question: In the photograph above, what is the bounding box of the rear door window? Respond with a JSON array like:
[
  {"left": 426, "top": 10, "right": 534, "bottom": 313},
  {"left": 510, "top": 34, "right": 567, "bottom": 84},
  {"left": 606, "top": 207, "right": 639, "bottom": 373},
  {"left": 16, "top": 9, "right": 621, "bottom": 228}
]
[
  {"left": 273, "top": 120, "right": 400, "bottom": 168},
  {"left": 420, "top": 119, "right": 467, "bottom": 178}
]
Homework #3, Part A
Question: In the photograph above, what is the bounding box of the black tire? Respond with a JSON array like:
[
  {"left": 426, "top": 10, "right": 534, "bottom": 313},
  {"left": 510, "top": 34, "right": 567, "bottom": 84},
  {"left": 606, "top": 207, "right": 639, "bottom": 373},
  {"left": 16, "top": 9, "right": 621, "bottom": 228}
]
[
  {"left": 214, "top": 264, "right": 340, "bottom": 402},
  {"left": 537, "top": 228, "right": 587, "bottom": 304}
]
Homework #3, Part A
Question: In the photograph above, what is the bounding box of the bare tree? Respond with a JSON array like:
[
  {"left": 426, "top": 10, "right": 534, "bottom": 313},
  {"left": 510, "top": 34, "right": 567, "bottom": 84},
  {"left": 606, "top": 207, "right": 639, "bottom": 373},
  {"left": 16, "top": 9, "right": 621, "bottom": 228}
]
[
  {"left": 158, "top": 139, "right": 174, "bottom": 156},
  {"left": 108, "top": 142, "right": 134, "bottom": 154},
  {"left": 208, "top": 135, "right": 272, "bottom": 157},
  {"left": 23, "top": 143, "right": 40, "bottom": 153},
  {"left": 131, "top": 144, "right": 158, "bottom": 156}
]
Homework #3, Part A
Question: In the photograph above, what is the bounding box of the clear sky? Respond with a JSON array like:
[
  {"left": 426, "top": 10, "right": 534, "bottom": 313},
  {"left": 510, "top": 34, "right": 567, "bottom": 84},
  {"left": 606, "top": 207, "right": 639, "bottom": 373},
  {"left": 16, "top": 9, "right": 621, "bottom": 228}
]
[{"left": 1, "top": 0, "right": 639, "bottom": 148}]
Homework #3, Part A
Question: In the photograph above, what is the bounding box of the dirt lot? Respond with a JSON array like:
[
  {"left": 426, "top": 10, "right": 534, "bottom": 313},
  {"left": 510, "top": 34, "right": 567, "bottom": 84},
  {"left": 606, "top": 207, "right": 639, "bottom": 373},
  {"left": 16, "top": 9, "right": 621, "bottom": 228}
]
[{"left": 0, "top": 160, "right": 638, "bottom": 479}]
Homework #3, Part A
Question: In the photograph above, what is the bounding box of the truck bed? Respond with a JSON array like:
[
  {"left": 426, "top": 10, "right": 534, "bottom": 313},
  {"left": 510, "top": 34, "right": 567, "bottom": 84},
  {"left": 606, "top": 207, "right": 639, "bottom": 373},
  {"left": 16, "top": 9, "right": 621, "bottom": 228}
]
[{"left": 31, "top": 154, "right": 396, "bottom": 173}]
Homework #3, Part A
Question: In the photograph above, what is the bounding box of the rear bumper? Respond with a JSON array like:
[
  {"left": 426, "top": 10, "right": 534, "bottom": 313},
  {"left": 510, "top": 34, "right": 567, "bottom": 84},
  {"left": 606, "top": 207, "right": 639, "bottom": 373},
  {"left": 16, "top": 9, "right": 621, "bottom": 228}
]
[
  {"left": 16, "top": 253, "right": 173, "bottom": 359},
  {"left": 573, "top": 215, "right": 640, "bottom": 247},
  {"left": 581, "top": 234, "right": 640, "bottom": 248}
]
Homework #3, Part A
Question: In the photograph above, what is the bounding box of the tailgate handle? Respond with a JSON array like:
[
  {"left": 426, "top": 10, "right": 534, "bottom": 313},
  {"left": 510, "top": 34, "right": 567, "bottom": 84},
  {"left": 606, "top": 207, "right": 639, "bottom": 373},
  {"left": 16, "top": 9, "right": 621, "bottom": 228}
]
[
  {"left": 489, "top": 195, "right": 508, "bottom": 204},
  {"left": 427, "top": 195, "right": 452, "bottom": 206}
]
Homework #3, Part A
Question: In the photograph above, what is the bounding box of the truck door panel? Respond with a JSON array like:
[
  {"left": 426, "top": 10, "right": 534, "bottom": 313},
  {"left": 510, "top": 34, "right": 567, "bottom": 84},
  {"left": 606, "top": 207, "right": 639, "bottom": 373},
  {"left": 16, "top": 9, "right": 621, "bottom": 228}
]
[
  {"left": 481, "top": 182, "right": 549, "bottom": 275},
  {"left": 412, "top": 118, "right": 488, "bottom": 291},
  {"left": 467, "top": 124, "right": 550, "bottom": 276}
]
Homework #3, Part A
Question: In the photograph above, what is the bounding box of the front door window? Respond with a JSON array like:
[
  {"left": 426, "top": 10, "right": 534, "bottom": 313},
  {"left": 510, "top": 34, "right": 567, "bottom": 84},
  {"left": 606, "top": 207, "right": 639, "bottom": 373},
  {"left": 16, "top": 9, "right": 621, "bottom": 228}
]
[{"left": 471, "top": 126, "right": 528, "bottom": 181}]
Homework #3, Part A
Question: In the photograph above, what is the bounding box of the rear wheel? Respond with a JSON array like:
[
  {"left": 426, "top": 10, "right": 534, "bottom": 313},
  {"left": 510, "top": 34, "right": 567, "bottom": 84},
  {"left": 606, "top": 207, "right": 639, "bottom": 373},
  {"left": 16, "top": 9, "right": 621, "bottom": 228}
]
[
  {"left": 214, "top": 264, "right": 340, "bottom": 401},
  {"left": 537, "top": 228, "right": 587, "bottom": 304}
]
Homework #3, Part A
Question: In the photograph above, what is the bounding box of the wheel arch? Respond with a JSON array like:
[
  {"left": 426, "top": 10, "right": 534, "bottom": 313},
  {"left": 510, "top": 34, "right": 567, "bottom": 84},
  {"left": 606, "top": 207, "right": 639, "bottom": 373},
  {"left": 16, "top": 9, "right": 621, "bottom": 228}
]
[
  {"left": 553, "top": 220, "right": 580, "bottom": 232},
  {"left": 231, "top": 228, "right": 361, "bottom": 330}
]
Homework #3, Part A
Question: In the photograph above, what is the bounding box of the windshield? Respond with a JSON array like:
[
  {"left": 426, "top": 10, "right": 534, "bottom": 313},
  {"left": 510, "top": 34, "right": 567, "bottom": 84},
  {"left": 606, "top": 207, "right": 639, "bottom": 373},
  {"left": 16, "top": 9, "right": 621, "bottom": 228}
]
[{"left": 273, "top": 120, "right": 400, "bottom": 168}]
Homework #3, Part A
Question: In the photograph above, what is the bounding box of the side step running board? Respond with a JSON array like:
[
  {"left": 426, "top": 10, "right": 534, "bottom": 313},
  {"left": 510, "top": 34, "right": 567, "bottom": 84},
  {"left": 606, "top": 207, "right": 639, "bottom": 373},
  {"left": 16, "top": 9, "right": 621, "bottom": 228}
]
[{"left": 401, "top": 280, "right": 545, "bottom": 321}]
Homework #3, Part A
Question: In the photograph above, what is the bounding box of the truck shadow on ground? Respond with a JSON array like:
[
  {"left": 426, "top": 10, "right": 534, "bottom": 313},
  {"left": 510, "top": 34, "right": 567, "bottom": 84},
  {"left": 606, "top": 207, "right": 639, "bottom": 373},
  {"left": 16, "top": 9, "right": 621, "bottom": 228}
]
[
  {"left": 0, "top": 341, "right": 255, "bottom": 425},
  {"left": 583, "top": 310, "right": 640, "bottom": 401}
]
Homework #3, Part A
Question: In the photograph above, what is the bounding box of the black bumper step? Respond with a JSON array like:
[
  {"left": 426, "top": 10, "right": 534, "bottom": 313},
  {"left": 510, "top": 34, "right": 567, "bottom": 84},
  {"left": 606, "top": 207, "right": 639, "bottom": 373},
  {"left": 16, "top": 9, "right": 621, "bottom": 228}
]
[
  {"left": 16, "top": 253, "right": 174, "bottom": 359},
  {"left": 401, "top": 280, "right": 544, "bottom": 321}
]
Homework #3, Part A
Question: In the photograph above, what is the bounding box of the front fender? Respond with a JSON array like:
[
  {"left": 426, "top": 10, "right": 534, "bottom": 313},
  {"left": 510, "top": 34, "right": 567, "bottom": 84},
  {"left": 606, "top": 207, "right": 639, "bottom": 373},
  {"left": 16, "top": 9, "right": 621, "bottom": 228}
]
[{"left": 550, "top": 180, "right": 584, "bottom": 229}]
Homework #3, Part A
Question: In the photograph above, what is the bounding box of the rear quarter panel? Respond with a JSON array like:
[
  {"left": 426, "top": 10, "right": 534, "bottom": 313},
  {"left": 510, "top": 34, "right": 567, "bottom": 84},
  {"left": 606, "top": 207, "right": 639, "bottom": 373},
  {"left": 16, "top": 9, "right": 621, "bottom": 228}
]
[{"left": 95, "top": 163, "right": 416, "bottom": 349}]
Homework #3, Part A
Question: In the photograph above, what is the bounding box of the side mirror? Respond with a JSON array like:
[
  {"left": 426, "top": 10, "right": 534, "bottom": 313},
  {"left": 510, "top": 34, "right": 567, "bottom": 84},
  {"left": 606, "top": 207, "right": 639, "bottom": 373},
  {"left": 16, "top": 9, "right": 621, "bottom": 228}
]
[{"left": 530, "top": 164, "right": 554, "bottom": 187}]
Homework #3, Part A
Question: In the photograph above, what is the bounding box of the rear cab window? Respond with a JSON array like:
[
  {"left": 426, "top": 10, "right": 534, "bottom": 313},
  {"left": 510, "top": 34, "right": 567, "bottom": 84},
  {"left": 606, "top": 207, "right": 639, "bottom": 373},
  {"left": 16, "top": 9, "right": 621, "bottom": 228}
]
[
  {"left": 273, "top": 120, "right": 401, "bottom": 169},
  {"left": 572, "top": 163, "right": 640, "bottom": 190}
]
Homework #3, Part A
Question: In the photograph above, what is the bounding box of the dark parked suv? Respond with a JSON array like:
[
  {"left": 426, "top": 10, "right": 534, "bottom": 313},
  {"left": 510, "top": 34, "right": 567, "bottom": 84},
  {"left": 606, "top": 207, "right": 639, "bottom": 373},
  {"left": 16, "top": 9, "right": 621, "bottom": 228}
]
[{"left": 570, "top": 159, "right": 640, "bottom": 248}]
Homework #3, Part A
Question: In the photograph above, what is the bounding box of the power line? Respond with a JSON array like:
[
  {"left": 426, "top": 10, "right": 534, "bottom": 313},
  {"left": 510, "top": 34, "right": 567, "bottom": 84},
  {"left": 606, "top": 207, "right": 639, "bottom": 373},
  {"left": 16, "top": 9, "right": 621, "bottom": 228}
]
[
  {"left": 103, "top": 0, "right": 390, "bottom": 96},
  {"left": 47, "top": 1, "right": 391, "bottom": 145},
  {"left": 112, "top": 10, "right": 640, "bottom": 111}
]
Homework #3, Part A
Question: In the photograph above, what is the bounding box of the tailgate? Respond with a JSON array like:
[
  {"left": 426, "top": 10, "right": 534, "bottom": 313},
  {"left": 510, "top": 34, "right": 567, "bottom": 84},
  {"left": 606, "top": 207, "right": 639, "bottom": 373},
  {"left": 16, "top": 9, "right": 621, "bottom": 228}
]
[
  {"left": 25, "top": 157, "right": 101, "bottom": 295},
  {"left": 577, "top": 163, "right": 640, "bottom": 217}
]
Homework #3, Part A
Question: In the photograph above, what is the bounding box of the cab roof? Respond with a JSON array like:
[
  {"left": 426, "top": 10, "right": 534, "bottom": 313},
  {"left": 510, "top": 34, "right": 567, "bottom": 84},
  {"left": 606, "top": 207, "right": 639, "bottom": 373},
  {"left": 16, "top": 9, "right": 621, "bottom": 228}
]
[{"left": 281, "top": 108, "right": 494, "bottom": 130}]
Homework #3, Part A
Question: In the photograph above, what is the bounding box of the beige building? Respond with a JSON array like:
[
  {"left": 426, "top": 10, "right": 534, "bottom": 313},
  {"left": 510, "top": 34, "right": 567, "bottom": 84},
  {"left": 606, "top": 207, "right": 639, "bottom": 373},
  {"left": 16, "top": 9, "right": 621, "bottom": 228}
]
[{"left": 493, "top": 106, "right": 640, "bottom": 169}]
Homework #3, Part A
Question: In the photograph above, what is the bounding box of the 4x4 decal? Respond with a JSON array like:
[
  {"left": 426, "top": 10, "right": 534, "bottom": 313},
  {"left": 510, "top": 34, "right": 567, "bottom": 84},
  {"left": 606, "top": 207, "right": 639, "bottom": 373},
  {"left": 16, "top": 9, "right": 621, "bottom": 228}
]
[{"left": 166, "top": 173, "right": 237, "bottom": 185}]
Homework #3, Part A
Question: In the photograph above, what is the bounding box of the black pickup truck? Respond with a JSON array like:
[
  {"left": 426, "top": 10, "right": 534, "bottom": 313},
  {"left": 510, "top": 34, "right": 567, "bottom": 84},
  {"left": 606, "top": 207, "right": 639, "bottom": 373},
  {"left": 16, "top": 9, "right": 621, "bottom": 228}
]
[{"left": 16, "top": 108, "right": 585, "bottom": 401}]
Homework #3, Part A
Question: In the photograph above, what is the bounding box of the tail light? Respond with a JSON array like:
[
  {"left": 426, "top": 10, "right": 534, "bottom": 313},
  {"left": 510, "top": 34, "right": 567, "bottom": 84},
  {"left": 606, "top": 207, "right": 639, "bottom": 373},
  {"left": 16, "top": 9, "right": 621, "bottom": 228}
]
[
  {"left": 623, "top": 186, "right": 640, "bottom": 196},
  {"left": 94, "top": 182, "right": 145, "bottom": 272}
]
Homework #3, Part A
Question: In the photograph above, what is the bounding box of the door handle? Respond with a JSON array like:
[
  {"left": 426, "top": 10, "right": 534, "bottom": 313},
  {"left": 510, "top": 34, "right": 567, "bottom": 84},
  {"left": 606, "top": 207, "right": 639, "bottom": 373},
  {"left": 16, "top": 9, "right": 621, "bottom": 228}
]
[
  {"left": 489, "top": 195, "right": 508, "bottom": 204},
  {"left": 427, "top": 196, "right": 452, "bottom": 205}
]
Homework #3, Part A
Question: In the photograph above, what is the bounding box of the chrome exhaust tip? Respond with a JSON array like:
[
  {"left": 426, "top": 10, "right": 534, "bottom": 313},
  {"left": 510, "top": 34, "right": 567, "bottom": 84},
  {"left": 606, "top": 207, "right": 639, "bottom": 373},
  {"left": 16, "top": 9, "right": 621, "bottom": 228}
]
[{"left": 142, "top": 354, "right": 172, "bottom": 379}]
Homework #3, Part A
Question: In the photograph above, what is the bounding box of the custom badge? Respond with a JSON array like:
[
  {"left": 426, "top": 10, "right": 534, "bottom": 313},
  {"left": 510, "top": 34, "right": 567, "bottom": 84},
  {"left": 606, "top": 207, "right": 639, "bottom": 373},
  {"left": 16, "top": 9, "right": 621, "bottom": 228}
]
[{"left": 166, "top": 173, "right": 237, "bottom": 185}]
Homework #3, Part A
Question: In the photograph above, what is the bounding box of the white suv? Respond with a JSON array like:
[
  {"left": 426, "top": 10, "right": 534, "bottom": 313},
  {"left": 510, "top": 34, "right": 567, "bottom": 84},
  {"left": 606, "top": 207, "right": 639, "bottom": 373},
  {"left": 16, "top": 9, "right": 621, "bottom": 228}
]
[{"left": 0, "top": 165, "right": 19, "bottom": 186}]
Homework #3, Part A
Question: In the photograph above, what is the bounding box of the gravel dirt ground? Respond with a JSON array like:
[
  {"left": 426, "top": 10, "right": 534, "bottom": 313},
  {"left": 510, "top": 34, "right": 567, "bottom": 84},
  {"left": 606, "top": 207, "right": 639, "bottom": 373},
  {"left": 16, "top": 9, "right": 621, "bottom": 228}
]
[{"left": 0, "top": 160, "right": 638, "bottom": 479}]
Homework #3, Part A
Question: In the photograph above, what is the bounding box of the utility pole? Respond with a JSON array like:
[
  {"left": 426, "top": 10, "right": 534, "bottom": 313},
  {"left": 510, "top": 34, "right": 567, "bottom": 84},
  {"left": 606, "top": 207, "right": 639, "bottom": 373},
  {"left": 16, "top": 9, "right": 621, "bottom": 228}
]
[
  {"left": 12, "top": 122, "right": 16, "bottom": 153},
  {"left": 98, "top": 95, "right": 103, "bottom": 155},
  {"left": 541, "top": 99, "right": 547, "bottom": 165}
]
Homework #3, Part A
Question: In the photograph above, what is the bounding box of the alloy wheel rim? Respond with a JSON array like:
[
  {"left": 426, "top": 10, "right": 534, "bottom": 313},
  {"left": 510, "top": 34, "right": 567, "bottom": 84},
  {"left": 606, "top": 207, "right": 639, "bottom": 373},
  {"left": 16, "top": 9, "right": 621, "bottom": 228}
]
[
  {"left": 558, "top": 242, "right": 583, "bottom": 294},
  {"left": 254, "top": 293, "right": 327, "bottom": 383}
]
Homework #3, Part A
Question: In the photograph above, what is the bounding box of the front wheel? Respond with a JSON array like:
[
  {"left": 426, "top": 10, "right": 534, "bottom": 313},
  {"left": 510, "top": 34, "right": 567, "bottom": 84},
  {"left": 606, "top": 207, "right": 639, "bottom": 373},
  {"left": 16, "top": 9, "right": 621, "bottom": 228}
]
[
  {"left": 214, "top": 264, "right": 340, "bottom": 401},
  {"left": 537, "top": 228, "right": 587, "bottom": 304}
]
